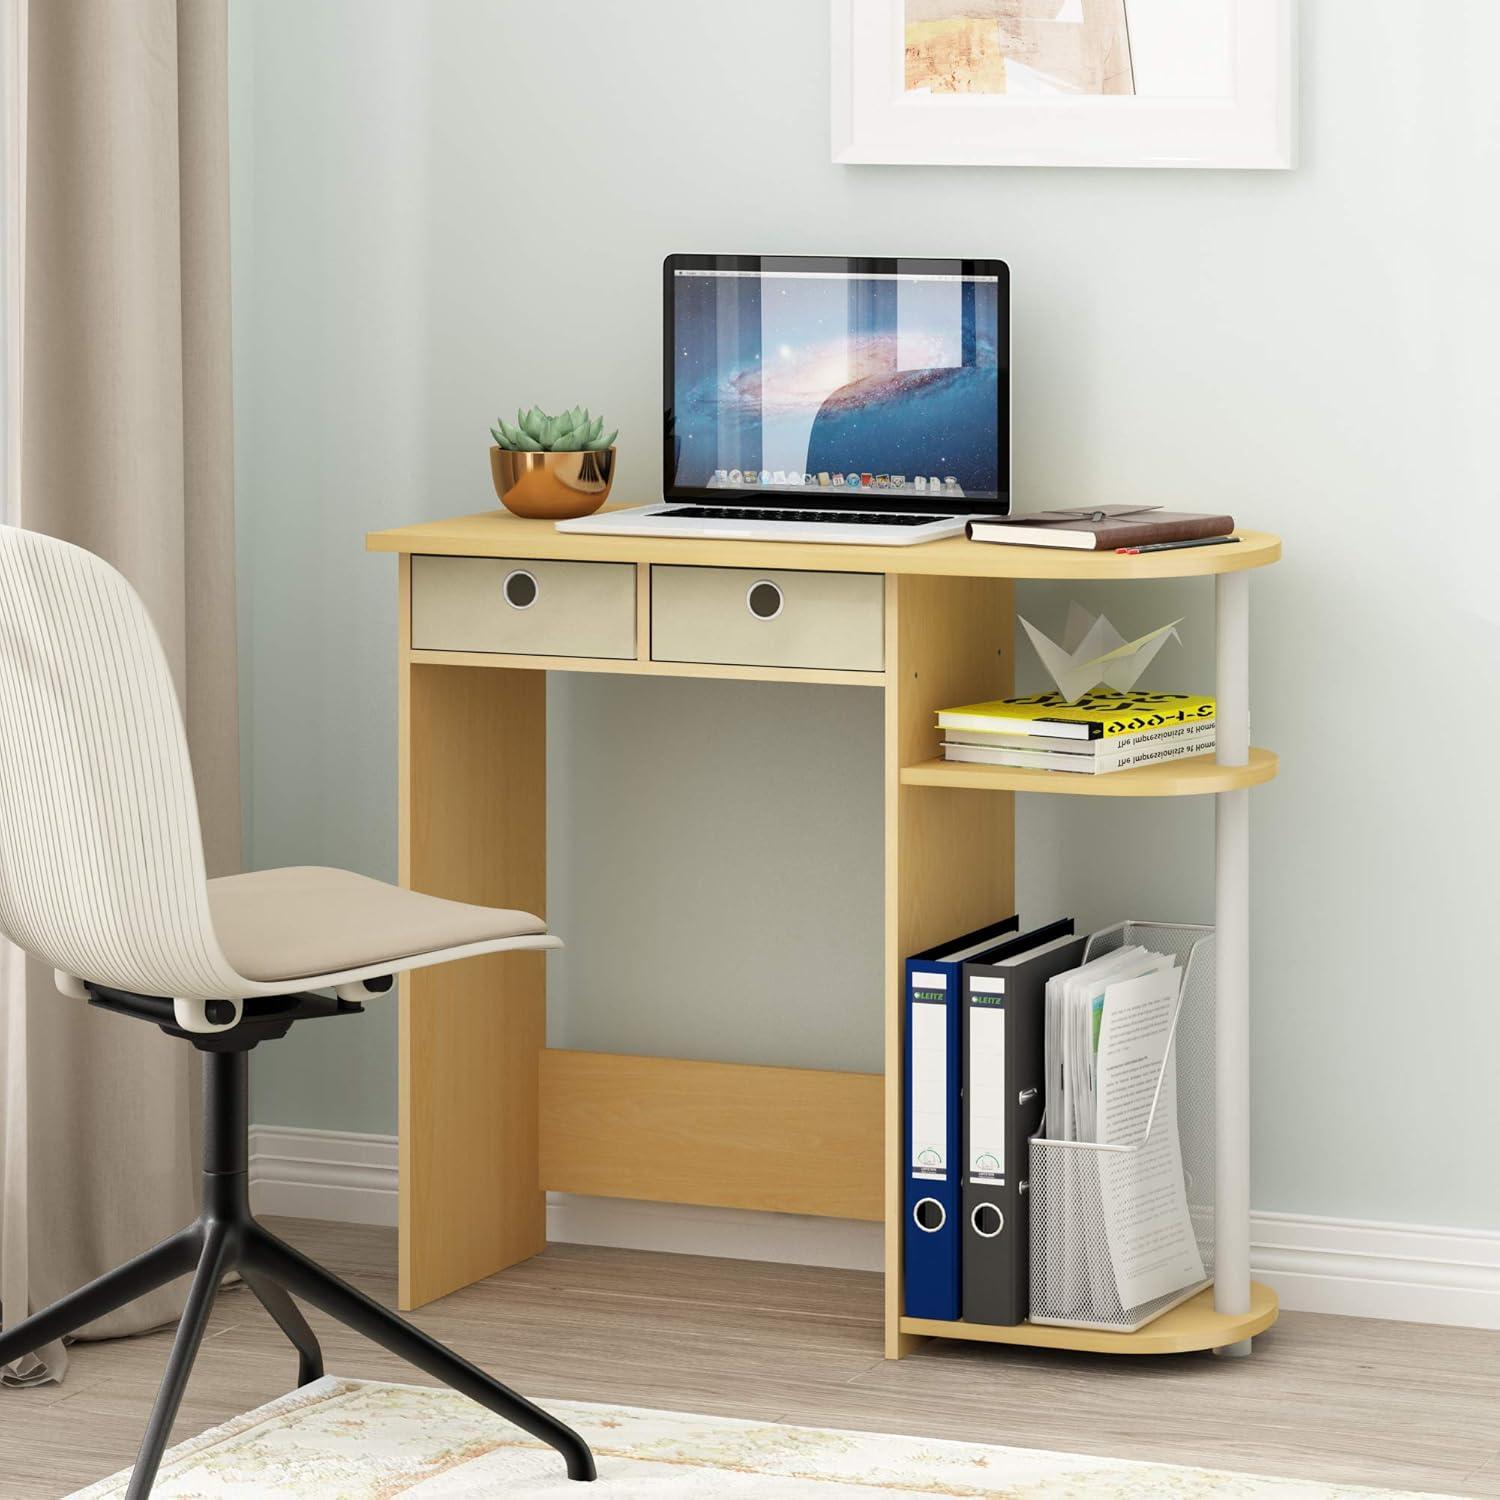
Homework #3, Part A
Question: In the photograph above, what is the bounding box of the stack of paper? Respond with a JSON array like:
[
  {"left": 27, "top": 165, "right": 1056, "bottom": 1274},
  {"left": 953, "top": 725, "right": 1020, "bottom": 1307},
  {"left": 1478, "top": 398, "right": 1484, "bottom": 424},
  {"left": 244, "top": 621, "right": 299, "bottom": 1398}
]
[{"left": 1039, "top": 945, "right": 1208, "bottom": 1319}]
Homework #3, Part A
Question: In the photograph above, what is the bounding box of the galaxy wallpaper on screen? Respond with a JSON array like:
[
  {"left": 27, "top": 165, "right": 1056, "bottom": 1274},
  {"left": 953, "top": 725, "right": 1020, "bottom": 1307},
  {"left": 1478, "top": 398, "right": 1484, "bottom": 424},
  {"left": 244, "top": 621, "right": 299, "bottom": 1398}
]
[{"left": 670, "top": 271, "right": 1001, "bottom": 499}]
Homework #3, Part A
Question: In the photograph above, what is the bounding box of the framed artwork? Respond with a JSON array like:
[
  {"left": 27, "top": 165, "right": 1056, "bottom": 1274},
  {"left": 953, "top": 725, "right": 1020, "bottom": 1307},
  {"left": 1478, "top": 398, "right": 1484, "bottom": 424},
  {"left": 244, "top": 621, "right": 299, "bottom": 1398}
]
[{"left": 832, "top": 0, "right": 1296, "bottom": 169}]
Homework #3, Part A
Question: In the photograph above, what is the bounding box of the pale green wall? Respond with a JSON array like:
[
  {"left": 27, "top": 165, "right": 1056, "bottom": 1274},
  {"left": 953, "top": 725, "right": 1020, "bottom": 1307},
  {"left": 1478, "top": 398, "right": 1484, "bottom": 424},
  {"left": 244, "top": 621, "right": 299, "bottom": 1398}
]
[{"left": 231, "top": 1, "right": 1500, "bottom": 1229}]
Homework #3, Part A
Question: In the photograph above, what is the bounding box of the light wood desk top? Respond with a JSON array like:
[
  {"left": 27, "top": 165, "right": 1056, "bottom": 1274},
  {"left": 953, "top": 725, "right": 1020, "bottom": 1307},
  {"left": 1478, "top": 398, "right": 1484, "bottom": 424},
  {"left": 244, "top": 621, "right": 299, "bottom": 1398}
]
[{"left": 367, "top": 506, "right": 1281, "bottom": 581}]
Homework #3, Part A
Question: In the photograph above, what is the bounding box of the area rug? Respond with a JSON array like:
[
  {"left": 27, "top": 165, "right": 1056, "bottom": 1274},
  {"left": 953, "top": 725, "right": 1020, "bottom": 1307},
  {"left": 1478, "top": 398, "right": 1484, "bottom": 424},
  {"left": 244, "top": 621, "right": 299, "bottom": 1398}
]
[{"left": 66, "top": 1376, "right": 1447, "bottom": 1498}]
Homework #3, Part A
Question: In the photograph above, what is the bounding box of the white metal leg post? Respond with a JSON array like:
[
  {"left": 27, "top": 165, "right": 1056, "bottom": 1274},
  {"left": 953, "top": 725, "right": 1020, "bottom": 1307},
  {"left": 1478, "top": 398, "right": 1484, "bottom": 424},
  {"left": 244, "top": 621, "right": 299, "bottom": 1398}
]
[{"left": 1214, "top": 571, "right": 1252, "bottom": 1356}]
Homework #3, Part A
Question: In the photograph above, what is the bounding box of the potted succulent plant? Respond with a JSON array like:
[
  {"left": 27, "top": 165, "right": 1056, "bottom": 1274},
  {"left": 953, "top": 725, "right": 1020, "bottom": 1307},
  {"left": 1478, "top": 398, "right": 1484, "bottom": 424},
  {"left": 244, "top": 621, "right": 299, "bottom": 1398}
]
[{"left": 489, "top": 406, "right": 619, "bottom": 520}]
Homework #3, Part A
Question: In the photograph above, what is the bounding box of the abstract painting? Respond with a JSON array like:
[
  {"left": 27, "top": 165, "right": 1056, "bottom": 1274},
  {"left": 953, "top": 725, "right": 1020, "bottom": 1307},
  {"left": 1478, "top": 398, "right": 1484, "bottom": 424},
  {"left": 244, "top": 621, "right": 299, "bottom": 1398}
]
[
  {"left": 904, "top": 0, "right": 1135, "bottom": 98},
  {"left": 833, "top": 0, "right": 1296, "bottom": 169}
]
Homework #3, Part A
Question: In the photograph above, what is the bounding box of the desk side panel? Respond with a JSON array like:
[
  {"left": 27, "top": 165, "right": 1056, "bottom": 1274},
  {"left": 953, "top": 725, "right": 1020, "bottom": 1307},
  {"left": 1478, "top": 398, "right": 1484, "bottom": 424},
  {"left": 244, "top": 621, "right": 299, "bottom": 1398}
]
[
  {"left": 885, "top": 573, "right": 1015, "bottom": 1357},
  {"left": 400, "top": 650, "right": 547, "bottom": 1310}
]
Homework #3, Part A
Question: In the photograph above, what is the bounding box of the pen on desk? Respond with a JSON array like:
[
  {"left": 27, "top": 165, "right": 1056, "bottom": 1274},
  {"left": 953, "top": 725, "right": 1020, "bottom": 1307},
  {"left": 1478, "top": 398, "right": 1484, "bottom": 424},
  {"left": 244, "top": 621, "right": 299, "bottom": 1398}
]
[{"left": 1116, "top": 536, "right": 1241, "bottom": 555}]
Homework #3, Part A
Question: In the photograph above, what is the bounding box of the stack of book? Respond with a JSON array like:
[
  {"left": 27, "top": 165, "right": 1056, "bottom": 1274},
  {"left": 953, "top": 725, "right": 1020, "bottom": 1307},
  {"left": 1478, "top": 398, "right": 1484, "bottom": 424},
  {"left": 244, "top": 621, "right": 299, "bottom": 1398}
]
[
  {"left": 966, "top": 506, "right": 1234, "bottom": 550},
  {"left": 937, "top": 691, "right": 1216, "bottom": 775}
]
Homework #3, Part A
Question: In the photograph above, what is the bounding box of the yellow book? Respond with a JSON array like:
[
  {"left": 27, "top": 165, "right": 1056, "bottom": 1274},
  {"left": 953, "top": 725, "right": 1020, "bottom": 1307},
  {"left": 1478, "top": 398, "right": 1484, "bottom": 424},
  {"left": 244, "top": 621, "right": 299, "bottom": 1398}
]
[{"left": 937, "top": 691, "right": 1216, "bottom": 742}]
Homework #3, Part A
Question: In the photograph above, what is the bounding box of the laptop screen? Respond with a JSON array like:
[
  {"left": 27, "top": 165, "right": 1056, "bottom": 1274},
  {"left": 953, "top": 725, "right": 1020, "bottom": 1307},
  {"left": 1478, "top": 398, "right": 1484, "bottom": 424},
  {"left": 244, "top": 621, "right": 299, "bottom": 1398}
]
[{"left": 663, "top": 254, "right": 1009, "bottom": 515}]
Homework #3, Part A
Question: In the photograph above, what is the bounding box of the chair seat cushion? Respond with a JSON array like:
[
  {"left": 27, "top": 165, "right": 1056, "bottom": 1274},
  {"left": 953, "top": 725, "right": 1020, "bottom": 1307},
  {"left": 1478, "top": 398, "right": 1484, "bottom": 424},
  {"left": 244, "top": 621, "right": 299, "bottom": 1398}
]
[{"left": 207, "top": 867, "right": 547, "bottom": 984}]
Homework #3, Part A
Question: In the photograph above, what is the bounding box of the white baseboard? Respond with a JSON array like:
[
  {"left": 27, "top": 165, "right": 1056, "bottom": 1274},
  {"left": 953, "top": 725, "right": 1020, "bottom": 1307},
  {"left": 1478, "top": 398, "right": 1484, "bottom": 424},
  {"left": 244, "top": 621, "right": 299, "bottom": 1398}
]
[
  {"left": 1249, "top": 1210, "right": 1500, "bottom": 1328},
  {"left": 248, "top": 1124, "right": 1500, "bottom": 1329},
  {"left": 249, "top": 1125, "right": 398, "bottom": 1228}
]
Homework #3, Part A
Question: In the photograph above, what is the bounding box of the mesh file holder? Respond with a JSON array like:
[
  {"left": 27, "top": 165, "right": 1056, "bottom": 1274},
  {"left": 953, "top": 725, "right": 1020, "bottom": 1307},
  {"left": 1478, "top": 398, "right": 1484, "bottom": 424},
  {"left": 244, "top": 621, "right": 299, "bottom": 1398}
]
[{"left": 1028, "top": 921, "right": 1215, "bottom": 1332}]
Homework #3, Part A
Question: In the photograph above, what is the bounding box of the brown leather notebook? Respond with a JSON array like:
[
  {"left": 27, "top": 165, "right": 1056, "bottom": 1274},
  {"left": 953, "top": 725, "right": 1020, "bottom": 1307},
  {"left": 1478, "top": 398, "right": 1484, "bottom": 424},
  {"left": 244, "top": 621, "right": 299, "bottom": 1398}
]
[{"left": 967, "top": 506, "right": 1235, "bottom": 551}]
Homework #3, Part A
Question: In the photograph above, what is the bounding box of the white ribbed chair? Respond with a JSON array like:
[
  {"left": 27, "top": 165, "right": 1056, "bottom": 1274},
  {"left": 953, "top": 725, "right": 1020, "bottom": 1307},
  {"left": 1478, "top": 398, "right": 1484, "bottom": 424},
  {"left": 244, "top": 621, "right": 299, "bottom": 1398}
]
[{"left": 0, "top": 525, "right": 595, "bottom": 1493}]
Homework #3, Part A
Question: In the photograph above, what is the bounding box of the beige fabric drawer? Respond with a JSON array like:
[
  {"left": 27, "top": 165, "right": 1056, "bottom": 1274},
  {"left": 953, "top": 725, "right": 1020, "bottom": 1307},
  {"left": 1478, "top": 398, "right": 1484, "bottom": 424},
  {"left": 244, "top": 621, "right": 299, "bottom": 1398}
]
[
  {"left": 650, "top": 565, "right": 884, "bottom": 673},
  {"left": 410, "top": 555, "right": 637, "bottom": 660}
]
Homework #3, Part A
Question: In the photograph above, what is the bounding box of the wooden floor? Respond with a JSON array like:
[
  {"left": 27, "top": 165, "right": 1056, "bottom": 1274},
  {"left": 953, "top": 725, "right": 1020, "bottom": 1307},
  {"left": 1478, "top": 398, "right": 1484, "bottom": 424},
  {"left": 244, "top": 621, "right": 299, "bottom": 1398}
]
[{"left": 3, "top": 1218, "right": 1498, "bottom": 1497}]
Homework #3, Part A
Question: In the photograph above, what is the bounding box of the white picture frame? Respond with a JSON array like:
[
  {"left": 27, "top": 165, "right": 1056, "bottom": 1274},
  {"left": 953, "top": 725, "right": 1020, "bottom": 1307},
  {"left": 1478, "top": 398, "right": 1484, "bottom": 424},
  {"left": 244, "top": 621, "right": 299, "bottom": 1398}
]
[{"left": 832, "top": 0, "right": 1296, "bottom": 170}]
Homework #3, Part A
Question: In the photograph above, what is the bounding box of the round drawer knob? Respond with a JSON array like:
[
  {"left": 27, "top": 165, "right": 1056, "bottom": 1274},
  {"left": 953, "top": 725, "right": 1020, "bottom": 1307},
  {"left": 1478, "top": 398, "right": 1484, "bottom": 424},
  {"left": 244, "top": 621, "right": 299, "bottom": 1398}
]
[
  {"left": 503, "top": 569, "right": 539, "bottom": 610},
  {"left": 971, "top": 1202, "right": 1004, "bottom": 1238},
  {"left": 912, "top": 1197, "right": 946, "bottom": 1233},
  {"left": 746, "top": 579, "right": 783, "bottom": 620}
]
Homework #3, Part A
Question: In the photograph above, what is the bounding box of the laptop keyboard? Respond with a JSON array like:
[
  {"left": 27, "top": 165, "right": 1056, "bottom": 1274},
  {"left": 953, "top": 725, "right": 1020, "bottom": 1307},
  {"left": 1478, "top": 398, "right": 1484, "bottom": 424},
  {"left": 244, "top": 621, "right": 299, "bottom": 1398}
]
[{"left": 664, "top": 507, "right": 953, "bottom": 527}]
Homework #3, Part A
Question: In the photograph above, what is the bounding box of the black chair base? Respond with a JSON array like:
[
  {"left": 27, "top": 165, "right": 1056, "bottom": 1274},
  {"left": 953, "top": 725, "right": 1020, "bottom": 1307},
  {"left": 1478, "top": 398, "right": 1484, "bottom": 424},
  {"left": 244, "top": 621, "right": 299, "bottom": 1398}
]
[{"left": 0, "top": 994, "right": 596, "bottom": 1496}]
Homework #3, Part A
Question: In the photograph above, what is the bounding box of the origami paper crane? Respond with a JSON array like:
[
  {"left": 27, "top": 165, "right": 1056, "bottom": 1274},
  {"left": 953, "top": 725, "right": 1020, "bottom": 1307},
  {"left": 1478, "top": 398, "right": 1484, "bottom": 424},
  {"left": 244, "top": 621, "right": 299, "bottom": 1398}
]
[{"left": 1019, "top": 602, "right": 1183, "bottom": 704}]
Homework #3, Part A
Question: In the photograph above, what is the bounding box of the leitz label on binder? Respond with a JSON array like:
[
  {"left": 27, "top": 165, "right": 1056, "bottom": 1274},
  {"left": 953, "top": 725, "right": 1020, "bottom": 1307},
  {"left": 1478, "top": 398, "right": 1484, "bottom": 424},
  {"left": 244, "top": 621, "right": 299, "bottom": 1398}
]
[
  {"left": 970, "top": 976, "right": 1005, "bottom": 1002},
  {"left": 968, "top": 1005, "right": 1005, "bottom": 1184},
  {"left": 910, "top": 987, "right": 947, "bottom": 1179}
]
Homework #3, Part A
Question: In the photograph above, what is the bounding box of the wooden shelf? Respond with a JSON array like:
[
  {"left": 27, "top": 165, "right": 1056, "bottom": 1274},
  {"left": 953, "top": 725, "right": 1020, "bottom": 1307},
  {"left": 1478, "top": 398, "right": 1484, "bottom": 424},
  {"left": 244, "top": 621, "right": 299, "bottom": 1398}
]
[
  {"left": 900, "top": 746, "right": 1278, "bottom": 797},
  {"left": 369, "top": 509, "right": 1281, "bottom": 582},
  {"left": 901, "top": 1282, "right": 1278, "bottom": 1356}
]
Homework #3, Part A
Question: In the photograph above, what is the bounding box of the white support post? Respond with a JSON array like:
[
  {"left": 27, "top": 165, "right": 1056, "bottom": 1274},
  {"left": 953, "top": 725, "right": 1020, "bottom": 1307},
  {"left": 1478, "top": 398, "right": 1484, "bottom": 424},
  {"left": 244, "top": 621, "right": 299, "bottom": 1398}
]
[{"left": 1214, "top": 570, "right": 1252, "bottom": 1356}]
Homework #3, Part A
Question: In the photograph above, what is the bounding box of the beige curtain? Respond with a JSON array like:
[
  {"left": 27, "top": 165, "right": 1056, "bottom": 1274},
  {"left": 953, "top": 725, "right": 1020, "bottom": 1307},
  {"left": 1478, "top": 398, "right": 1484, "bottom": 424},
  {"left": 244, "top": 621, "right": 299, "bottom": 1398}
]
[{"left": 0, "top": 0, "right": 240, "bottom": 1384}]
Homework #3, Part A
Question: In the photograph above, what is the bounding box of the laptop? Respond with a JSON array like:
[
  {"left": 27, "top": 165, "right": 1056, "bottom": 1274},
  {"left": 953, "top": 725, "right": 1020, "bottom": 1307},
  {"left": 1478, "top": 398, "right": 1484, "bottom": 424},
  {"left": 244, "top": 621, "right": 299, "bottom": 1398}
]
[{"left": 557, "top": 253, "right": 1010, "bottom": 546}]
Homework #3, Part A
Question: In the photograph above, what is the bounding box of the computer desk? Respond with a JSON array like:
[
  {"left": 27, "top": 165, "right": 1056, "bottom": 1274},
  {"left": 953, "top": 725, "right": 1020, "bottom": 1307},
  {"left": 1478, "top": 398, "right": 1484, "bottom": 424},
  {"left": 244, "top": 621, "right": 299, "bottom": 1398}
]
[{"left": 366, "top": 508, "right": 1282, "bottom": 1359}]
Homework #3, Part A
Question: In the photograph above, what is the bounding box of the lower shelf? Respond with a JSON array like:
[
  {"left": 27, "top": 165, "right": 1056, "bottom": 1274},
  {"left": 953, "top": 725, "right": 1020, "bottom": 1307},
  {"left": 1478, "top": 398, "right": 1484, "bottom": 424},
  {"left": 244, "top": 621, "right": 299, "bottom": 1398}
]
[{"left": 899, "top": 1281, "right": 1279, "bottom": 1355}]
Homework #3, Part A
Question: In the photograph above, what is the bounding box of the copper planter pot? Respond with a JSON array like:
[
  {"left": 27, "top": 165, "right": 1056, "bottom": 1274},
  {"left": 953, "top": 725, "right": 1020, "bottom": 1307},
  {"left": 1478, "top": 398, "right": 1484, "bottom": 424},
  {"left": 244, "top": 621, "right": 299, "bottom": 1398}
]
[{"left": 490, "top": 446, "right": 617, "bottom": 520}]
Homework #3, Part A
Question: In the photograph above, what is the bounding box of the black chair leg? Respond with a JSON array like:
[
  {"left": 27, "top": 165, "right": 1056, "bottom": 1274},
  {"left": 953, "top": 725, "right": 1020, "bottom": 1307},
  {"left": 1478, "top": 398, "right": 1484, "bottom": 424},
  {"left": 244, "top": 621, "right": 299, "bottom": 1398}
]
[
  {"left": 2, "top": 1000, "right": 596, "bottom": 1494},
  {"left": 124, "top": 1226, "right": 233, "bottom": 1500},
  {"left": 244, "top": 1226, "right": 596, "bottom": 1482},
  {"left": 240, "top": 1267, "right": 324, "bottom": 1387},
  {"left": 0, "top": 1227, "right": 202, "bottom": 1371}
]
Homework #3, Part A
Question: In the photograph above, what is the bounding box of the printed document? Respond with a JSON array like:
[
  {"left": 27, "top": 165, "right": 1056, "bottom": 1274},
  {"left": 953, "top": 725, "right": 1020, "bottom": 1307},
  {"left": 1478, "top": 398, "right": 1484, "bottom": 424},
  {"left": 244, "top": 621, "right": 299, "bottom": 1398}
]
[{"left": 1094, "top": 965, "right": 1207, "bottom": 1310}]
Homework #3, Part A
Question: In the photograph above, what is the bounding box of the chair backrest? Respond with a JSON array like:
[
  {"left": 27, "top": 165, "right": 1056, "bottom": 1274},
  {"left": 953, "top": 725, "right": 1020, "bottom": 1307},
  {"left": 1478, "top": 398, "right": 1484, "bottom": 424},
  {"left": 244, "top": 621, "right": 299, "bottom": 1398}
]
[{"left": 0, "top": 525, "right": 240, "bottom": 998}]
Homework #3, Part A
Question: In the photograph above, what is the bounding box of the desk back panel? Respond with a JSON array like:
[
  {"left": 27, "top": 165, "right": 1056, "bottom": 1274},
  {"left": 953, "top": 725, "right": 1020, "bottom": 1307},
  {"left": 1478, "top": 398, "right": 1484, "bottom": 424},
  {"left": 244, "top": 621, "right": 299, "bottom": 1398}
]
[{"left": 538, "top": 1050, "right": 883, "bottom": 1221}]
